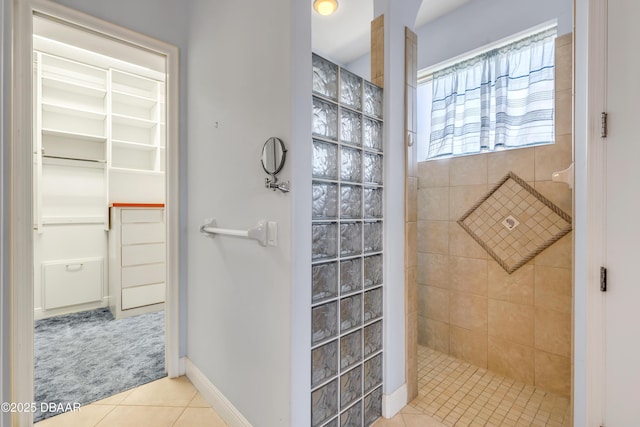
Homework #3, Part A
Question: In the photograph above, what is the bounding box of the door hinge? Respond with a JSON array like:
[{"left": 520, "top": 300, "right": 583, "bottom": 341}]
[
  {"left": 601, "top": 112, "right": 608, "bottom": 138},
  {"left": 600, "top": 266, "right": 607, "bottom": 292}
]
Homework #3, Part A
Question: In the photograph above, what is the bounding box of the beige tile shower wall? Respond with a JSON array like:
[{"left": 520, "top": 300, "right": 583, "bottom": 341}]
[
  {"left": 416, "top": 33, "right": 573, "bottom": 397},
  {"left": 371, "top": 15, "right": 384, "bottom": 88}
]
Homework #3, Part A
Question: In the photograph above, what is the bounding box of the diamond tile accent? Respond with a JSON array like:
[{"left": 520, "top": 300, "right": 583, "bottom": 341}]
[{"left": 458, "top": 172, "right": 572, "bottom": 274}]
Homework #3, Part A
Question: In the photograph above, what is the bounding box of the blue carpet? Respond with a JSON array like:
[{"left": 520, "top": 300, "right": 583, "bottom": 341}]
[{"left": 34, "top": 308, "right": 165, "bottom": 422}]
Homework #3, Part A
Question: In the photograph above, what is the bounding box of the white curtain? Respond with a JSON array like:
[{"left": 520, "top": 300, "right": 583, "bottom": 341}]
[{"left": 428, "top": 28, "right": 556, "bottom": 159}]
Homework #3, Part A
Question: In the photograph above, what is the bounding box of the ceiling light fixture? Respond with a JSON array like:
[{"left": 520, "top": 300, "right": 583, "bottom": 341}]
[{"left": 313, "top": 0, "right": 338, "bottom": 16}]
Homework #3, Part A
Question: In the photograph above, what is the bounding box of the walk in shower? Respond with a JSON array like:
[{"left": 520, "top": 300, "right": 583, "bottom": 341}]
[{"left": 413, "top": 33, "right": 574, "bottom": 426}]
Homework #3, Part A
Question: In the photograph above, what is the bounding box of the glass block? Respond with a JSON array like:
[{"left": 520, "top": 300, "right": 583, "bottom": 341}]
[
  {"left": 340, "top": 258, "right": 362, "bottom": 294},
  {"left": 363, "top": 118, "right": 383, "bottom": 152},
  {"left": 364, "top": 153, "right": 383, "bottom": 184},
  {"left": 313, "top": 97, "right": 339, "bottom": 141},
  {"left": 364, "top": 320, "right": 383, "bottom": 357},
  {"left": 363, "top": 387, "right": 382, "bottom": 426},
  {"left": 364, "top": 288, "right": 383, "bottom": 322},
  {"left": 340, "top": 401, "right": 362, "bottom": 427},
  {"left": 340, "top": 222, "right": 362, "bottom": 257},
  {"left": 364, "top": 255, "right": 383, "bottom": 288},
  {"left": 340, "top": 329, "right": 362, "bottom": 370},
  {"left": 312, "top": 223, "right": 338, "bottom": 260},
  {"left": 313, "top": 182, "right": 339, "bottom": 220},
  {"left": 313, "top": 54, "right": 338, "bottom": 100},
  {"left": 363, "top": 221, "right": 383, "bottom": 253},
  {"left": 313, "top": 140, "right": 338, "bottom": 180},
  {"left": 312, "top": 340, "right": 338, "bottom": 388},
  {"left": 340, "top": 108, "right": 362, "bottom": 146},
  {"left": 340, "top": 294, "right": 362, "bottom": 332},
  {"left": 364, "top": 187, "right": 383, "bottom": 218},
  {"left": 364, "top": 82, "right": 383, "bottom": 118},
  {"left": 340, "top": 147, "right": 362, "bottom": 183},
  {"left": 312, "top": 261, "right": 338, "bottom": 303},
  {"left": 364, "top": 354, "right": 383, "bottom": 393},
  {"left": 340, "top": 366, "right": 362, "bottom": 410},
  {"left": 312, "top": 301, "right": 338, "bottom": 345},
  {"left": 340, "top": 185, "right": 362, "bottom": 219},
  {"left": 340, "top": 69, "right": 362, "bottom": 111},
  {"left": 311, "top": 378, "right": 338, "bottom": 427}
]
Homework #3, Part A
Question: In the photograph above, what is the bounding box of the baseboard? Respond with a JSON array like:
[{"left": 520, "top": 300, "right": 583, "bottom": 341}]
[
  {"left": 185, "top": 358, "right": 252, "bottom": 427},
  {"left": 34, "top": 297, "right": 109, "bottom": 320},
  {"left": 382, "top": 383, "right": 407, "bottom": 419}
]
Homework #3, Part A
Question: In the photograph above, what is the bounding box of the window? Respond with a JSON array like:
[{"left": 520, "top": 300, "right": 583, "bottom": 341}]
[{"left": 418, "top": 27, "right": 557, "bottom": 160}]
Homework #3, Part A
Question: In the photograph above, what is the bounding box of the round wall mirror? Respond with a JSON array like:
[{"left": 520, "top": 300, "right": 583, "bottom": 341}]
[{"left": 261, "top": 137, "right": 287, "bottom": 176}]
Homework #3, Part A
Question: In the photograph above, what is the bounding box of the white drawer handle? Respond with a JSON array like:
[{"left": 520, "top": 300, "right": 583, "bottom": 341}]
[{"left": 65, "top": 263, "right": 84, "bottom": 272}]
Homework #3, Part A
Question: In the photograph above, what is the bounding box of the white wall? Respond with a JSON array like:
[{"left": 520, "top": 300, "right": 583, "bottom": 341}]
[
  {"left": 346, "top": 0, "right": 572, "bottom": 77},
  {"left": 42, "top": 0, "right": 190, "bottom": 355},
  {"left": 345, "top": 53, "right": 371, "bottom": 82},
  {"left": 414, "top": 0, "right": 572, "bottom": 70},
  {"left": 186, "top": 1, "right": 309, "bottom": 425}
]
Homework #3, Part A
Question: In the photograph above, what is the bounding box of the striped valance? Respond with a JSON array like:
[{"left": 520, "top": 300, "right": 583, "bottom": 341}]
[{"left": 427, "top": 28, "right": 556, "bottom": 159}]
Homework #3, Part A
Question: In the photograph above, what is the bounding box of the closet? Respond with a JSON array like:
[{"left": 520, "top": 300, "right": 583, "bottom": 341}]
[{"left": 33, "top": 16, "right": 167, "bottom": 320}]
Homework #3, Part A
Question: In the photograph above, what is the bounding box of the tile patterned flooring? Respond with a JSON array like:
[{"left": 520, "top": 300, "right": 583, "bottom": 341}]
[
  {"left": 375, "top": 346, "right": 571, "bottom": 427},
  {"left": 35, "top": 346, "right": 570, "bottom": 427},
  {"left": 34, "top": 376, "right": 228, "bottom": 427}
]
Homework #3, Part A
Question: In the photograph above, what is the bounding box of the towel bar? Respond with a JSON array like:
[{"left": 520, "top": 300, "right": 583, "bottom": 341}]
[{"left": 200, "top": 218, "right": 277, "bottom": 247}]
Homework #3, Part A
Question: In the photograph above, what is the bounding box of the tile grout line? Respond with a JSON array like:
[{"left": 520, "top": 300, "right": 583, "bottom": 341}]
[
  {"left": 169, "top": 403, "right": 190, "bottom": 427},
  {"left": 91, "top": 403, "right": 118, "bottom": 427}
]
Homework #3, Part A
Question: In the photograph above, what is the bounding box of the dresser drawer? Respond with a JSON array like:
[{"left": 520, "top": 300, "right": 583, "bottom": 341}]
[
  {"left": 121, "top": 243, "right": 165, "bottom": 266},
  {"left": 121, "top": 222, "right": 165, "bottom": 245},
  {"left": 121, "top": 263, "right": 165, "bottom": 289},
  {"left": 43, "top": 258, "right": 103, "bottom": 309},
  {"left": 122, "top": 282, "right": 165, "bottom": 310},
  {"left": 121, "top": 208, "right": 163, "bottom": 223}
]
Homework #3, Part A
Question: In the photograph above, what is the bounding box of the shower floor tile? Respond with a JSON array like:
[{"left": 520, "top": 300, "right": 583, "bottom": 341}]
[{"left": 375, "top": 346, "right": 570, "bottom": 427}]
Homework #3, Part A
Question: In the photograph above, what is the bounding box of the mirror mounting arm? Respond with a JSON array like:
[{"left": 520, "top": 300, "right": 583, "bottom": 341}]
[{"left": 265, "top": 177, "right": 290, "bottom": 193}]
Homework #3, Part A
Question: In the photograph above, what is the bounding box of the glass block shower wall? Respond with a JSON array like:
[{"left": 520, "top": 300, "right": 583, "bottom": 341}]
[{"left": 311, "top": 54, "right": 384, "bottom": 427}]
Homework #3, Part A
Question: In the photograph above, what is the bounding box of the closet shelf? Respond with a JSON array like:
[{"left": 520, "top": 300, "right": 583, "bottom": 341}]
[
  {"left": 111, "top": 140, "right": 158, "bottom": 151},
  {"left": 42, "top": 215, "right": 107, "bottom": 225},
  {"left": 41, "top": 75, "right": 107, "bottom": 97},
  {"left": 42, "top": 128, "right": 107, "bottom": 143},
  {"left": 111, "top": 71, "right": 159, "bottom": 98},
  {"left": 112, "top": 90, "right": 157, "bottom": 108},
  {"left": 110, "top": 167, "right": 164, "bottom": 176},
  {"left": 42, "top": 102, "right": 107, "bottom": 120},
  {"left": 112, "top": 114, "right": 158, "bottom": 129}
]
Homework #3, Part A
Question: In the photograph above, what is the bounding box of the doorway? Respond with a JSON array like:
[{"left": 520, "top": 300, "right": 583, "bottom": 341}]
[{"left": 11, "top": 1, "right": 180, "bottom": 425}]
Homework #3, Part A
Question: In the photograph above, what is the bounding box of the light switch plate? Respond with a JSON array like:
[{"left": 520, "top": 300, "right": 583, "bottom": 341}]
[{"left": 267, "top": 221, "right": 278, "bottom": 247}]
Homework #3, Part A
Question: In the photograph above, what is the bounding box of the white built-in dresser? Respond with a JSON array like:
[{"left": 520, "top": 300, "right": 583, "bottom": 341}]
[{"left": 109, "top": 203, "right": 165, "bottom": 319}]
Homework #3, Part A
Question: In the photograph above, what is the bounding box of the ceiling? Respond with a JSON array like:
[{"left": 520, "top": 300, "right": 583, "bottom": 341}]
[{"left": 311, "top": 0, "right": 472, "bottom": 65}]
